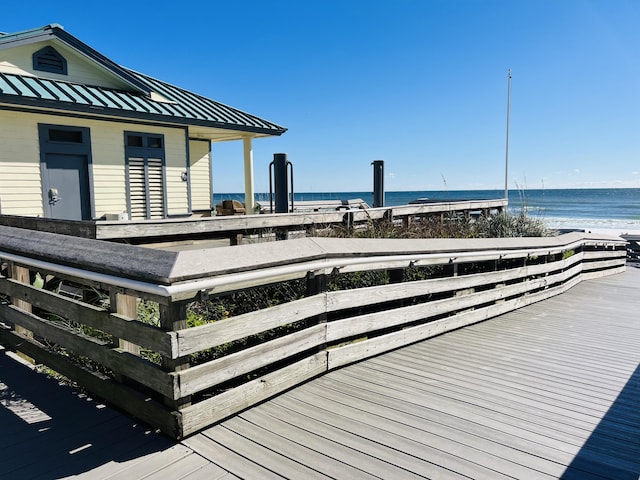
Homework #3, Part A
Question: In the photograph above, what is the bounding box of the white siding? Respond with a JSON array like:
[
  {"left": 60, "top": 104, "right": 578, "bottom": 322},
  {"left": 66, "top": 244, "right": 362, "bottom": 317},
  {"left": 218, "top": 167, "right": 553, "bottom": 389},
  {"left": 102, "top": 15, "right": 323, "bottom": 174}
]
[
  {"left": 165, "top": 131, "right": 189, "bottom": 215},
  {"left": 89, "top": 122, "right": 128, "bottom": 217},
  {"left": 189, "top": 140, "right": 211, "bottom": 211},
  {"left": 0, "top": 110, "right": 43, "bottom": 216},
  {"left": 0, "top": 109, "right": 188, "bottom": 218}
]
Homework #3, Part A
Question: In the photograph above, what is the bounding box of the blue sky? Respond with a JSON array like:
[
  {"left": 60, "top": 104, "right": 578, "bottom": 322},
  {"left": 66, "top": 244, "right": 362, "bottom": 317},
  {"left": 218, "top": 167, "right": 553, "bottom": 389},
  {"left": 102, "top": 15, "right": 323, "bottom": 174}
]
[{"left": 5, "top": 0, "right": 640, "bottom": 192}]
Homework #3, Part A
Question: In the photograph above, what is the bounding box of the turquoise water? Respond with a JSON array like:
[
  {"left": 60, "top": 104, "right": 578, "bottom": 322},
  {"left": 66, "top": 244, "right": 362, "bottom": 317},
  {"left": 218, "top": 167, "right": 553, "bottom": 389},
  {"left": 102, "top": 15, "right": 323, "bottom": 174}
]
[{"left": 214, "top": 188, "right": 640, "bottom": 231}]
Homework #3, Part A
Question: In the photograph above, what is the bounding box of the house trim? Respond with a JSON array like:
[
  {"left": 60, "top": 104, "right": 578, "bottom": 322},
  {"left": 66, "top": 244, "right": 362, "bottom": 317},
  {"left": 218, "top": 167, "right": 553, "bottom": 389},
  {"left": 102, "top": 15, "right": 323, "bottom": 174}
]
[
  {"left": 0, "top": 103, "right": 190, "bottom": 131},
  {"left": 0, "top": 95, "right": 284, "bottom": 135},
  {"left": 184, "top": 129, "right": 192, "bottom": 213}
]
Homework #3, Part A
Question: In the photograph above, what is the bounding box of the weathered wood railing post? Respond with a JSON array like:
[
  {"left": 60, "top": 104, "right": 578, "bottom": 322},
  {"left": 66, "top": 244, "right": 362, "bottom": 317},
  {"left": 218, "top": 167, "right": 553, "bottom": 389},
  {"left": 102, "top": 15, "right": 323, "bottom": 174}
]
[
  {"left": 230, "top": 233, "right": 244, "bottom": 246},
  {"left": 160, "top": 300, "right": 191, "bottom": 409},
  {"left": 7, "top": 263, "right": 34, "bottom": 362},
  {"left": 306, "top": 271, "right": 327, "bottom": 298},
  {"left": 342, "top": 211, "right": 354, "bottom": 232},
  {"left": 109, "top": 291, "right": 141, "bottom": 355},
  {"left": 9, "top": 263, "right": 33, "bottom": 336},
  {"left": 388, "top": 268, "right": 404, "bottom": 284},
  {"left": 388, "top": 267, "right": 405, "bottom": 307},
  {"left": 306, "top": 270, "right": 328, "bottom": 352},
  {"left": 275, "top": 228, "right": 289, "bottom": 241}
]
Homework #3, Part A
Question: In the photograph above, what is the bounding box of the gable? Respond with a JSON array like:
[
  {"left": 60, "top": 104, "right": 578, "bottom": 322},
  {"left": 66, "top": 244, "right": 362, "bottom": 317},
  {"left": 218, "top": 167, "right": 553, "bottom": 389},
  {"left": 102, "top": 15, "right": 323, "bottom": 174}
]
[
  {"left": 0, "top": 24, "right": 287, "bottom": 138},
  {"left": 0, "top": 40, "right": 137, "bottom": 91}
]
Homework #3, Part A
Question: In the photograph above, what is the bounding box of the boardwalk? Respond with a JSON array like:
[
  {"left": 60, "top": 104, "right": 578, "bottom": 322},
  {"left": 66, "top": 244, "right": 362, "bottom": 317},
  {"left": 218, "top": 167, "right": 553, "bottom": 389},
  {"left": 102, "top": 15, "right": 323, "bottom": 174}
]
[{"left": 1, "top": 267, "right": 639, "bottom": 479}]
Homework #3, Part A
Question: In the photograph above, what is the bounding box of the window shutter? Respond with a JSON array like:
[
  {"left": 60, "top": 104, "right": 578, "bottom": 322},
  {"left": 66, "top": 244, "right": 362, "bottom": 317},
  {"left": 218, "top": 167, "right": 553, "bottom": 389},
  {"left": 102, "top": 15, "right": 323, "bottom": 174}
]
[
  {"left": 146, "top": 158, "right": 164, "bottom": 219},
  {"left": 125, "top": 132, "right": 166, "bottom": 220},
  {"left": 128, "top": 157, "right": 147, "bottom": 219}
]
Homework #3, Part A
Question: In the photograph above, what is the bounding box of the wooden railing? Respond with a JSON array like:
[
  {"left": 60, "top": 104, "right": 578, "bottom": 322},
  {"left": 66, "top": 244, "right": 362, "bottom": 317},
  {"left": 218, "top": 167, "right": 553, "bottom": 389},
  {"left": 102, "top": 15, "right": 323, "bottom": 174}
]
[
  {"left": 0, "top": 226, "right": 626, "bottom": 438},
  {"left": 0, "top": 198, "right": 507, "bottom": 244}
]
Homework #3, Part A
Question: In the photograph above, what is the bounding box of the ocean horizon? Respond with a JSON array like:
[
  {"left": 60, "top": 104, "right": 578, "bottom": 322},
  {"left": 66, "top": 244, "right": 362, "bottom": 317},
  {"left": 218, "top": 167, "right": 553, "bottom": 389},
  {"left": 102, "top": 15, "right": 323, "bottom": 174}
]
[{"left": 214, "top": 187, "right": 640, "bottom": 233}]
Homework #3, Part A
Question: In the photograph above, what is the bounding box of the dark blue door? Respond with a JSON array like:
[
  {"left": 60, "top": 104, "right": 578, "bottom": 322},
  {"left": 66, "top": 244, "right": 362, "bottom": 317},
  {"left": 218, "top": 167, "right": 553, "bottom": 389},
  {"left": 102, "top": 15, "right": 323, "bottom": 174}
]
[
  {"left": 39, "top": 124, "right": 93, "bottom": 221},
  {"left": 44, "top": 153, "right": 91, "bottom": 221}
]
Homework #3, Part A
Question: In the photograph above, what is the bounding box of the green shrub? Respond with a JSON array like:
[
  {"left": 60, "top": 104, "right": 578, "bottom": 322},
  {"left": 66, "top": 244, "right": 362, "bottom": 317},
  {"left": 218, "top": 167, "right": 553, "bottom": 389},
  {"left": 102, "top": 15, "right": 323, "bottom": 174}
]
[{"left": 474, "top": 212, "right": 552, "bottom": 238}]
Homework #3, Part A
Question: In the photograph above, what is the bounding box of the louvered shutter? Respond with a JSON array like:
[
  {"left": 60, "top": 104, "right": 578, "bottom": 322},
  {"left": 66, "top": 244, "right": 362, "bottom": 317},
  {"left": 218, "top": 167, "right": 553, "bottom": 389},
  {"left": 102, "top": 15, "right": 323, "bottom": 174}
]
[
  {"left": 128, "top": 157, "right": 165, "bottom": 219},
  {"left": 146, "top": 158, "right": 165, "bottom": 219},
  {"left": 128, "top": 157, "right": 147, "bottom": 219}
]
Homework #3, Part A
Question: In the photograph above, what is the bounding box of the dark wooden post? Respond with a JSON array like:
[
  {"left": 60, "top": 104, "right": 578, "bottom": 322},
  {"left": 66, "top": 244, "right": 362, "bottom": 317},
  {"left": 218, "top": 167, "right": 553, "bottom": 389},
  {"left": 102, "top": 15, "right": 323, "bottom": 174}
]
[
  {"left": 342, "top": 211, "right": 354, "bottom": 232},
  {"left": 230, "top": 233, "right": 244, "bottom": 246},
  {"left": 306, "top": 271, "right": 328, "bottom": 353},
  {"left": 388, "top": 267, "right": 404, "bottom": 307},
  {"left": 306, "top": 271, "right": 327, "bottom": 306},
  {"left": 388, "top": 268, "right": 404, "bottom": 284},
  {"left": 275, "top": 228, "right": 289, "bottom": 241}
]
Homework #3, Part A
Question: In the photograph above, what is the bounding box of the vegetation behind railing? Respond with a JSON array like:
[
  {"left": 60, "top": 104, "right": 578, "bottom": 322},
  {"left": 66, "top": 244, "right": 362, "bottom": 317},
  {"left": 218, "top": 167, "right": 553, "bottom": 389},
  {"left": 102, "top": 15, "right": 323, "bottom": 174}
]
[{"left": 0, "top": 226, "right": 627, "bottom": 438}]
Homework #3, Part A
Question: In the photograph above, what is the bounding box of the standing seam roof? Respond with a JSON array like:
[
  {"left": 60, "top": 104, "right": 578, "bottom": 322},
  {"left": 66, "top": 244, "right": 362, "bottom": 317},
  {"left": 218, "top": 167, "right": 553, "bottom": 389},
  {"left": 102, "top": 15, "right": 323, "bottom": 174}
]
[{"left": 0, "top": 71, "right": 287, "bottom": 135}]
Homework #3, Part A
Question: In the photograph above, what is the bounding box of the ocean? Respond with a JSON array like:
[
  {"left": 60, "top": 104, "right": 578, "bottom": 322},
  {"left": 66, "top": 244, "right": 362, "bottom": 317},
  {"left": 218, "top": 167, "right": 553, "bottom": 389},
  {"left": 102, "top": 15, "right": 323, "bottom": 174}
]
[{"left": 214, "top": 188, "right": 640, "bottom": 233}]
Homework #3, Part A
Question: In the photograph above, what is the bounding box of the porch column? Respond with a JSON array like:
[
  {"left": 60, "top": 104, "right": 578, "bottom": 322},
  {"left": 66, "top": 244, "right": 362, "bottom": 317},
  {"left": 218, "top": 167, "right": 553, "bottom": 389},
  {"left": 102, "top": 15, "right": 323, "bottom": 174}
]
[{"left": 243, "top": 137, "right": 256, "bottom": 214}]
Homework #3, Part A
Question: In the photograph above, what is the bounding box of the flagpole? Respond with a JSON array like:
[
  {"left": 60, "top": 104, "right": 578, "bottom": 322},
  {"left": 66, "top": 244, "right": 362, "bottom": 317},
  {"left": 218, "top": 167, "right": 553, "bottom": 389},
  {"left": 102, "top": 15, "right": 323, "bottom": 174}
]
[{"left": 504, "top": 68, "right": 512, "bottom": 201}]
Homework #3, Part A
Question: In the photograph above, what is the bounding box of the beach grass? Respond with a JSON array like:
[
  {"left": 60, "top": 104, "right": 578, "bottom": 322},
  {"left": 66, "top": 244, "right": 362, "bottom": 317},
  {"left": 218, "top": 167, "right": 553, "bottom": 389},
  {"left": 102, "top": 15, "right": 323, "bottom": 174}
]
[{"left": 313, "top": 210, "right": 553, "bottom": 240}]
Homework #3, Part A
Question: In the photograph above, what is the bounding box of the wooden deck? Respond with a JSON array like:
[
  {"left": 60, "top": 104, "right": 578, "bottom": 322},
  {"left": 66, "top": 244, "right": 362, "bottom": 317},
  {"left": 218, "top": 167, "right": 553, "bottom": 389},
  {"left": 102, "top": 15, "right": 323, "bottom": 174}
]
[{"left": 1, "top": 266, "right": 639, "bottom": 479}]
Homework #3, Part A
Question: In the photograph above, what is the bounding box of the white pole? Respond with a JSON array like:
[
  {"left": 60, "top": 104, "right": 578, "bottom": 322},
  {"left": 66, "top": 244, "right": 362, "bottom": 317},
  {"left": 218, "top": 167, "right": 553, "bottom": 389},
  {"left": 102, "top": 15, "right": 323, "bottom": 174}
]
[
  {"left": 243, "top": 137, "right": 255, "bottom": 214},
  {"left": 504, "top": 68, "right": 512, "bottom": 201}
]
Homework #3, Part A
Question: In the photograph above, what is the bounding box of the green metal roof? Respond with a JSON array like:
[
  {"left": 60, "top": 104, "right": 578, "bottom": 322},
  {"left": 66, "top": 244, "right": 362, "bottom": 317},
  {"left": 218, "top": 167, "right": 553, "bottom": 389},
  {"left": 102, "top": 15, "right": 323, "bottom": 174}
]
[
  {"left": 0, "top": 71, "right": 286, "bottom": 135},
  {"left": 0, "top": 25, "right": 287, "bottom": 136}
]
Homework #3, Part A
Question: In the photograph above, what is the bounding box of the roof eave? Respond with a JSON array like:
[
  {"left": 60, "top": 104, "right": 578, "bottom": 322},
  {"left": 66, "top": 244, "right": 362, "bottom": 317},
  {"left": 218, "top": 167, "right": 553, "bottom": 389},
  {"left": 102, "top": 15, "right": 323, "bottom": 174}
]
[
  {"left": 0, "top": 31, "right": 54, "bottom": 51},
  {"left": 0, "top": 96, "right": 287, "bottom": 137}
]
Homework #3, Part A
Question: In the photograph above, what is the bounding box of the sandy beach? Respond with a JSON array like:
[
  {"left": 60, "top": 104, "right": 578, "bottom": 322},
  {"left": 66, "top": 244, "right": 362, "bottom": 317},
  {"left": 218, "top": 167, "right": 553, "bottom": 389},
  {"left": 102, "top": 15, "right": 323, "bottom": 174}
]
[{"left": 577, "top": 228, "right": 640, "bottom": 239}]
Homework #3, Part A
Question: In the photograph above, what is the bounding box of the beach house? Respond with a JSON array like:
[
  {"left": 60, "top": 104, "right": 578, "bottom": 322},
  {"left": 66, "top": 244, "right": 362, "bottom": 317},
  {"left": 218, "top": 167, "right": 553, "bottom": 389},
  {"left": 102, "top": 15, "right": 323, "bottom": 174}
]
[{"left": 0, "top": 24, "right": 286, "bottom": 221}]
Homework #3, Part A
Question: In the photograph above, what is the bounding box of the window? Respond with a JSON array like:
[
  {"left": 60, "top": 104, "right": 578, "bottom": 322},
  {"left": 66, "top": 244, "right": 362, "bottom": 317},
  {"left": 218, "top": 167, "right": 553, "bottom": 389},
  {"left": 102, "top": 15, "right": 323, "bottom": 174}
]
[
  {"left": 147, "top": 136, "right": 163, "bottom": 149},
  {"left": 127, "top": 135, "right": 143, "bottom": 147},
  {"left": 48, "top": 128, "right": 83, "bottom": 143},
  {"left": 32, "top": 46, "right": 68, "bottom": 75},
  {"left": 126, "top": 134, "right": 162, "bottom": 149}
]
